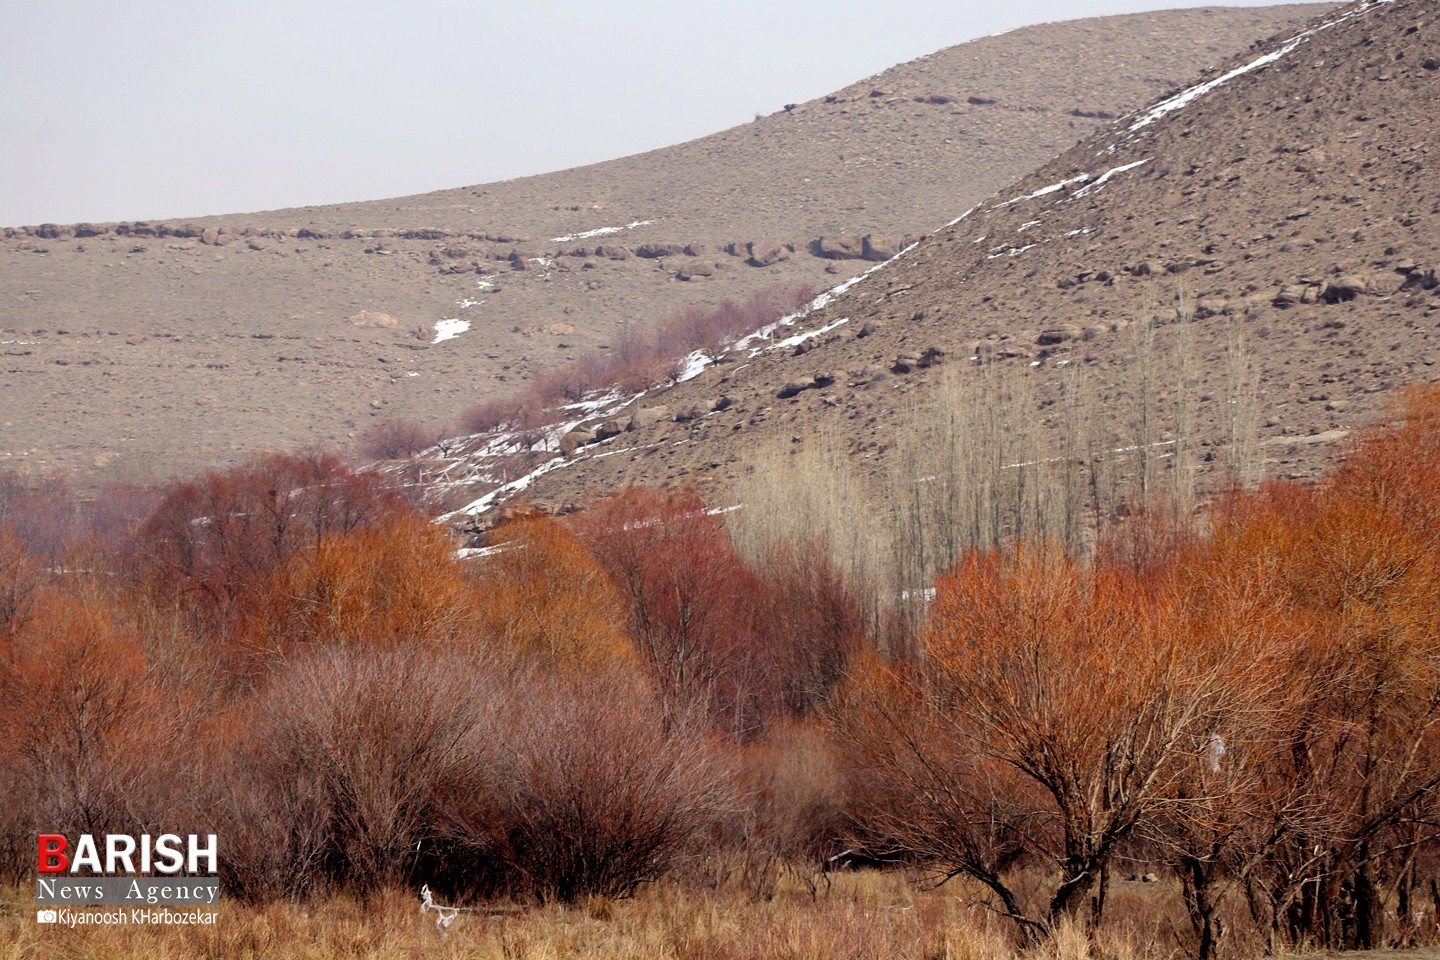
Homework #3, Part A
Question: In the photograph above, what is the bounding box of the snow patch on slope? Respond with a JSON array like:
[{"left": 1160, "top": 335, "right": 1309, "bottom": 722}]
[
  {"left": 432, "top": 319, "right": 471, "bottom": 344},
  {"left": 1125, "top": 0, "right": 1396, "bottom": 134},
  {"left": 551, "top": 220, "right": 654, "bottom": 243}
]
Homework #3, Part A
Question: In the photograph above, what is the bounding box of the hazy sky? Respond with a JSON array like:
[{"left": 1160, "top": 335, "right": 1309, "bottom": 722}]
[{"left": 1, "top": 0, "right": 1303, "bottom": 226}]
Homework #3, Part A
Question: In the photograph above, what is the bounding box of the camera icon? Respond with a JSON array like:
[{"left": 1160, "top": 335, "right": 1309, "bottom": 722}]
[{"left": 36, "top": 909, "right": 58, "bottom": 924}]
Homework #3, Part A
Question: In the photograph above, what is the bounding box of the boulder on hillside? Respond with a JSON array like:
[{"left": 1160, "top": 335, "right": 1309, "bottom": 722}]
[
  {"left": 595, "top": 245, "right": 631, "bottom": 260},
  {"left": 559, "top": 428, "right": 595, "bottom": 456},
  {"left": 811, "top": 235, "right": 865, "bottom": 260},
  {"left": 635, "top": 242, "right": 686, "bottom": 259},
  {"left": 676, "top": 260, "right": 714, "bottom": 280},
  {"left": 1037, "top": 325, "right": 1083, "bottom": 346},
  {"left": 628, "top": 406, "right": 672, "bottom": 429},
  {"left": 862, "top": 234, "right": 899, "bottom": 261},
  {"left": 777, "top": 380, "right": 816, "bottom": 399},
  {"left": 347, "top": 310, "right": 401, "bottom": 329},
  {"left": 1321, "top": 274, "right": 1369, "bottom": 304},
  {"left": 746, "top": 239, "right": 790, "bottom": 267},
  {"left": 1194, "top": 297, "right": 1231, "bottom": 319},
  {"left": 1273, "top": 283, "right": 1318, "bottom": 308},
  {"left": 594, "top": 419, "right": 626, "bottom": 441}
]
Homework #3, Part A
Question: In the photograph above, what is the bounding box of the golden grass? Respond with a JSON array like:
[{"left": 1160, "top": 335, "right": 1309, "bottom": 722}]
[{"left": 0, "top": 871, "right": 1192, "bottom": 960}]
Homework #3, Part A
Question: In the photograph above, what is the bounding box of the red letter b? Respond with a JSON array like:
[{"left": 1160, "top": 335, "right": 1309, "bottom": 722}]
[{"left": 38, "top": 835, "right": 68, "bottom": 873}]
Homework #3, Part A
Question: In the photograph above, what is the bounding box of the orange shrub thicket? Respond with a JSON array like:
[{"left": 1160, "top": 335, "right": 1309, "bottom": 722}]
[
  {"left": 241, "top": 512, "right": 481, "bottom": 657},
  {"left": 471, "top": 515, "right": 636, "bottom": 673}
]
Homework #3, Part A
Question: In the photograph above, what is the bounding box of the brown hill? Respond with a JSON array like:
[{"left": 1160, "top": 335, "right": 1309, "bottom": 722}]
[
  {"left": 0, "top": 5, "right": 1327, "bottom": 482},
  {"left": 444, "top": 0, "right": 1438, "bottom": 526}
]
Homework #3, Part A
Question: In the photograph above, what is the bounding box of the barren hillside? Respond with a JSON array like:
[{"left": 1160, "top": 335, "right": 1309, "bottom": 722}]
[
  {"left": 446, "top": 0, "right": 1436, "bottom": 524},
  {"left": 0, "top": 5, "right": 1327, "bottom": 482}
]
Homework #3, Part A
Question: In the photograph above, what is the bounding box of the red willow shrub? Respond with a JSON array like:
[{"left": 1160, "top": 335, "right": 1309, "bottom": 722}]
[
  {"left": 571, "top": 487, "right": 864, "bottom": 739},
  {"left": 128, "top": 452, "right": 410, "bottom": 646}
]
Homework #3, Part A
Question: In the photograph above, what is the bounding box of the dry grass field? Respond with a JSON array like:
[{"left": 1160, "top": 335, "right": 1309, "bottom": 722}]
[
  {"left": 11, "top": 870, "right": 1433, "bottom": 960},
  {"left": 1, "top": 871, "right": 1197, "bottom": 960}
]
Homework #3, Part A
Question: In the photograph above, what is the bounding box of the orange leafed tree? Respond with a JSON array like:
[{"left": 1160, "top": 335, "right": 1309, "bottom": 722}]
[
  {"left": 472, "top": 515, "right": 636, "bottom": 673},
  {"left": 838, "top": 541, "right": 1277, "bottom": 940},
  {"left": 0, "top": 592, "right": 164, "bottom": 867},
  {"left": 241, "top": 512, "right": 481, "bottom": 658}
]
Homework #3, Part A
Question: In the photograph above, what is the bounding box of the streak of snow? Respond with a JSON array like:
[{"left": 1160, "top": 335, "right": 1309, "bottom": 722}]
[
  {"left": 997, "top": 158, "right": 1149, "bottom": 209},
  {"left": 456, "top": 298, "right": 483, "bottom": 308},
  {"left": 676, "top": 350, "right": 713, "bottom": 383},
  {"left": 997, "top": 175, "right": 1086, "bottom": 207},
  {"left": 1071, "top": 158, "right": 1150, "bottom": 198},
  {"left": 944, "top": 205, "right": 979, "bottom": 228},
  {"left": 439, "top": 454, "right": 574, "bottom": 519},
  {"left": 1126, "top": 0, "right": 1395, "bottom": 133},
  {"left": 550, "top": 219, "right": 654, "bottom": 243},
  {"left": 770, "top": 316, "right": 850, "bottom": 352},
  {"left": 988, "top": 243, "right": 1037, "bottom": 259},
  {"left": 432, "top": 319, "right": 471, "bottom": 344},
  {"left": 1018, "top": 220, "right": 1042, "bottom": 232}
]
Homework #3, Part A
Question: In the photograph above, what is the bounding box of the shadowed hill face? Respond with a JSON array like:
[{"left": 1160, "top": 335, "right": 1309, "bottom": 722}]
[
  {"left": 474, "top": 0, "right": 1437, "bottom": 518},
  {"left": 0, "top": 5, "right": 1328, "bottom": 483}
]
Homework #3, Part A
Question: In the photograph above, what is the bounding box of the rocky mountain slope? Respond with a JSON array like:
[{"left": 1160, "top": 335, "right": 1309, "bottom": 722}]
[
  {"left": 443, "top": 0, "right": 1437, "bottom": 523},
  {"left": 0, "top": 5, "right": 1327, "bottom": 482}
]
